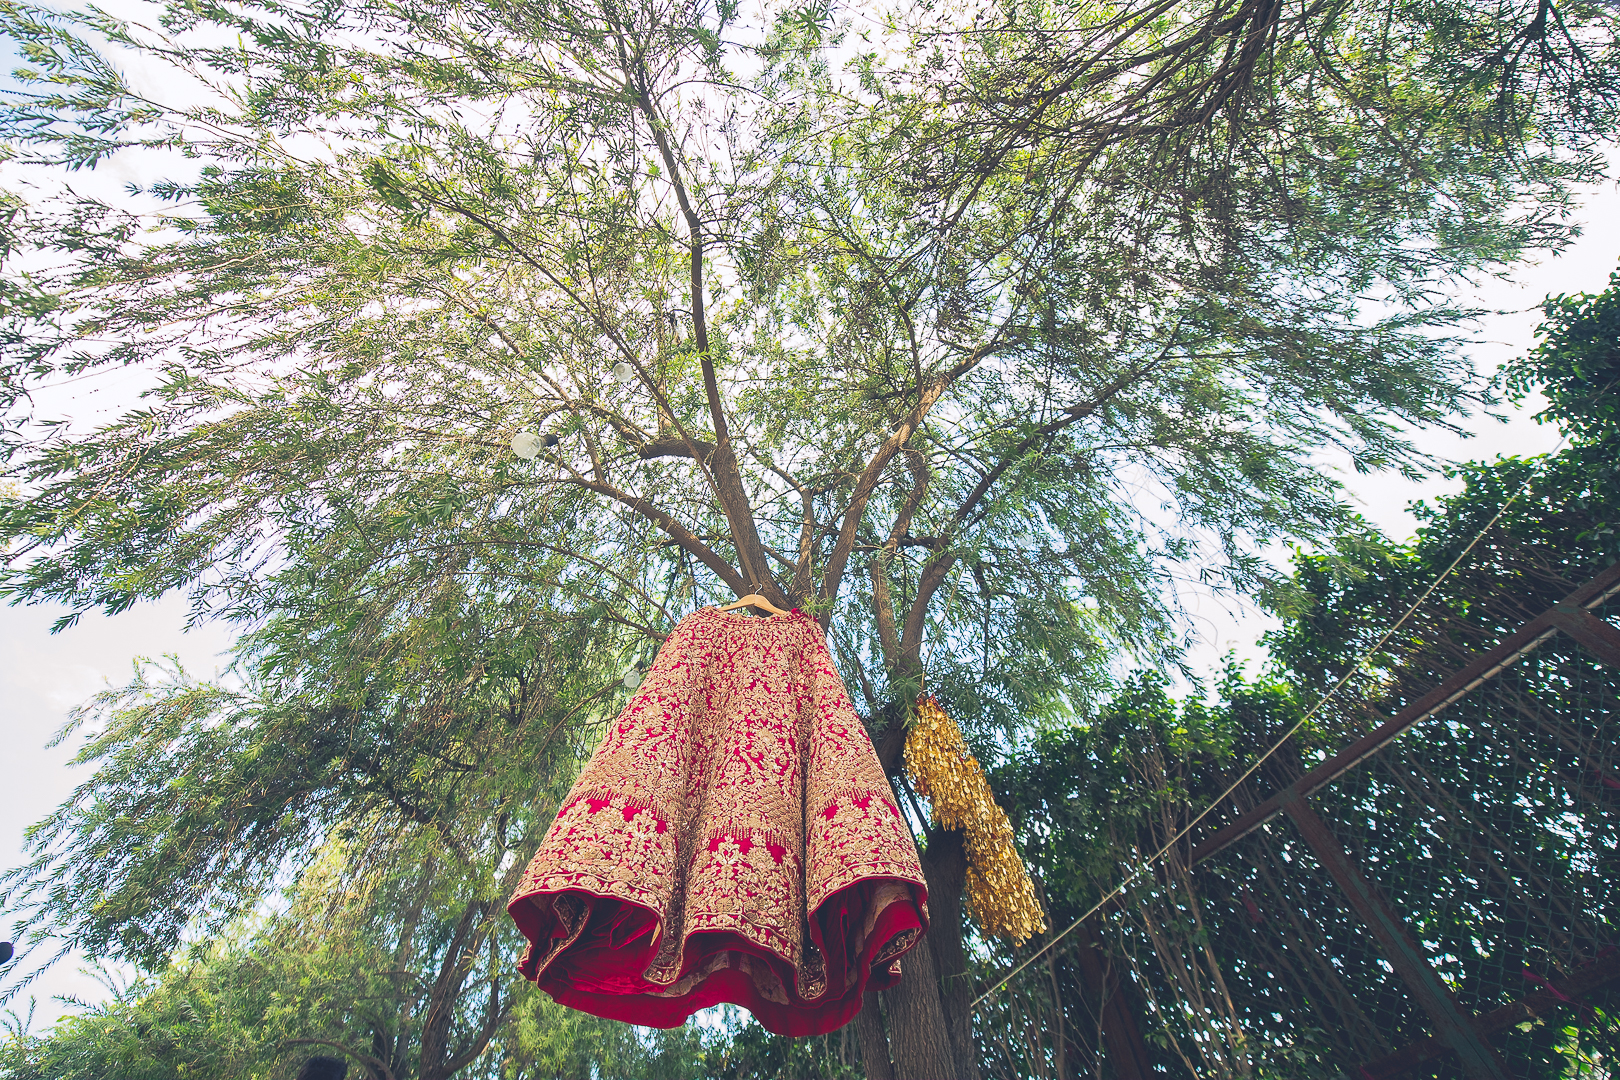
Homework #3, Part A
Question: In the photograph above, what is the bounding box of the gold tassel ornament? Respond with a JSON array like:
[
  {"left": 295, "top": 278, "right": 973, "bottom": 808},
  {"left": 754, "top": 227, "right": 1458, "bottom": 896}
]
[{"left": 903, "top": 695, "right": 1047, "bottom": 943}]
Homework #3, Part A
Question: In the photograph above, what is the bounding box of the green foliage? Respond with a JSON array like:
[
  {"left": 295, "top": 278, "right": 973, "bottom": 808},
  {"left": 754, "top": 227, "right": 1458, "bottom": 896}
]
[
  {"left": 0, "top": 0, "right": 1617, "bottom": 1074},
  {"left": 1508, "top": 261, "right": 1620, "bottom": 446},
  {"left": 2, "top": 560, "right": 633, "bottom": 970},
  {"left": 1263, "top": 256, "right": 1620, "bottom": 706},
  {"left": 0, "top": 838, "right": 842, "bottom": 1080},
  {"left": 1269, "top": 452, "right": 1620, "bottom": 734},
  {"left": 701, "top": 1007, "right": 866, "bottom": 1080},
  {"left": 1504, "top": 260, "right": 1620, "bottom": 526},
  {"left": 986, "top": 667, "right": 1318, "bottom": 1077},
  {"left": 973, "top": 264, "right": 1620, "bottom": 1075},
  {"left": 1, "top": 841, "right": 716, "bottom": 1080},
  {"left": 2, "top": 0, "right": 1609, "bottom": 666}
]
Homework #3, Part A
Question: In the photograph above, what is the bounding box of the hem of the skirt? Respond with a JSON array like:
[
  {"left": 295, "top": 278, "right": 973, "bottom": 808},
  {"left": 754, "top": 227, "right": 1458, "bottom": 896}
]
[{"left": 508, "top": 875, "right": 926, "bottom": 1035}]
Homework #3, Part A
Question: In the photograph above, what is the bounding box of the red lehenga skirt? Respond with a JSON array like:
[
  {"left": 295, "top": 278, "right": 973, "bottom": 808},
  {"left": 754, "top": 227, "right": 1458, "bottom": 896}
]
[{"left": 506, "top": 607, "right": 928, "bottom": 1036}]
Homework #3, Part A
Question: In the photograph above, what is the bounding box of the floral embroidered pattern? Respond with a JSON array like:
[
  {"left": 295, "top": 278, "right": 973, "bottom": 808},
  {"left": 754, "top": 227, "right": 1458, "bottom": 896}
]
[{"left": 505, "top": 608, "right": 928, "bottom": 1037}]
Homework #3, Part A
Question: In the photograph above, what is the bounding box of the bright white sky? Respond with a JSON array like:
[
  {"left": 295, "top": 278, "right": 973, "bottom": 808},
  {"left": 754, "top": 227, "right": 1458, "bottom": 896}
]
[
  {"left": 1176, "top": 203, "right": 1618, "bottom": 678},
  {"left": 0, "top": 16, "right": 1615, "bottom": 1031}
]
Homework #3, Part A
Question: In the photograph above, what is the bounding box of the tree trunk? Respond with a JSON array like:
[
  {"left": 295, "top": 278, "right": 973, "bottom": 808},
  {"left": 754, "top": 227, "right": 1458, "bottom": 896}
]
[
  {"left": 1073, "top": 918, "right": 1154, "bottom": 1080},
  {"left": 419, "top": 898, "right": 496, "bottom": 1080},
  {"left": 881, "top": 908, "right": 960, "bottom": 1079},
  {"left": 871, "top": 709, "right": 971, "bottom": 1079},
  {"left": 920, "top": 827, "right": 980, "bottom": 1080},
  {"left": 853, "top": 990, "right": 897, "bottom": 1080}
]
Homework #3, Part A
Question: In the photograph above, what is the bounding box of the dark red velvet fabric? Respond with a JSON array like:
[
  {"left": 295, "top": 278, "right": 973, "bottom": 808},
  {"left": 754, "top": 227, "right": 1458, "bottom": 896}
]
[{"left": 509, "top": 879, "right": 925, "bottom": 1036}]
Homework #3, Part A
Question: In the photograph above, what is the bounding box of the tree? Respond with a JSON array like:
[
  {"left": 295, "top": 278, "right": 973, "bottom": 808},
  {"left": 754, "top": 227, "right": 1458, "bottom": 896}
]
[
  {"left": 1505, "top": 260, "right": 1620, "bottom": 516},
  {"left": 0, "top": 0, "right": 1616, "bottom": 1074},
  {"left": 981, "top": 262, "right": 1620, "bottom": 1078},
  {"left": 1, "top": 802, "right": 718, "bottom": 1080}
]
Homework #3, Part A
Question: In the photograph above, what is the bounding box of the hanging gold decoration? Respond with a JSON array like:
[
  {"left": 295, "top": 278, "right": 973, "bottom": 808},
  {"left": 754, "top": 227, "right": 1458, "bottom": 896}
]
[{"left": 903, "top": 695, "right": 1047, "bottom": 943}]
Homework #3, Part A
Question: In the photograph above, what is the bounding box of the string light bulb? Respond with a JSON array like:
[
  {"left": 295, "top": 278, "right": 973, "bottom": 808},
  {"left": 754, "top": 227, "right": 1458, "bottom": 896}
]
[
  {"left": 510, "top": 431, "right": 542, "bottom": 460},
  {"left": 612, "top": 361, "right": 636, "bottom": 385}
]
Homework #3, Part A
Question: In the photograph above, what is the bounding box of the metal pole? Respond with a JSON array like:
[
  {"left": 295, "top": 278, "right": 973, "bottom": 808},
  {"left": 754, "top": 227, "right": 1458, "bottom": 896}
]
[
  {"left": 1192, "top": 560, "right": 1620, "bottom": 865},
  {"left": 1278, "top": 791, "right": 1511, "bottom": 1080}
]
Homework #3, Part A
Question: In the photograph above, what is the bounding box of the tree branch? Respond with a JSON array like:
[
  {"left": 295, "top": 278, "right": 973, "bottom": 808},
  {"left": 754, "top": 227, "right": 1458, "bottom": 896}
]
[
  {"left": 631, "top": 66, "right": 780, "bottom": 606},
  {"left": 752, "top": 455, "right": 819, "bottom": 604},
  {"left": 871, "top": 558, "right": 901, "bottom": 670},
  {"left": 889, "top": 362, "right": 1158, "bottom": 675},
  {"left": 885, "top": 449, "right": 932, "bottom": 550},
  {"left": 413, "top": 187, "right": 734, "bottom": 528},
  {"left": 419, "top": 898, "right": 491, "bottom": 1079},
  {"left": 897, "top": 552, "right": 960, "bottom": 679},
  {"left": 947, "top": 362, "right": 1154, "bottom": 533},
  {"left": 818, "top": 346, "right": 993, "bottom": 624},
  {"left": 282, "top": 1039, "right": 398, "bottom": 1080},
  {"left": 439, "top": 935, "right": 509, "bottom": 1076},
  {"left": 558, "top": 476, "right": 749, "bottom": 596},
  {"left": 636, "top": 434, "right": 715, "bottom": 460}
]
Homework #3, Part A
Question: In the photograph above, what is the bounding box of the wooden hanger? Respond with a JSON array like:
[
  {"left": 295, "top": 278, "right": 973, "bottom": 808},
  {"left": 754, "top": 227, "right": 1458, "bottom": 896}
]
[{"left": 717, "top": 593, "right": 793, "bottom": 617}]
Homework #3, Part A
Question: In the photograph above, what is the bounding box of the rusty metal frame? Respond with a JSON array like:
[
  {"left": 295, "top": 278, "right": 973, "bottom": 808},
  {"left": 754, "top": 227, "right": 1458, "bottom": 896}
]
[
  {"left": 1546, "top": 602, "right": 1620, "bottom": 667},
  {"left": 1179, "top": 560, "right": 1620, "bottom": 1078},
  {"left": 1279, "top": 792, "right": 1511, "bottom": 1080},
  {"left": 1360, "top": 951, "right": 1620, "bottom": 1078},
  {"left": 1071, "top": 917, "right": 1154, "bottom": 1080},
  {"left": 1192, "top": 560, "right": 1620, "bottom": 866}
]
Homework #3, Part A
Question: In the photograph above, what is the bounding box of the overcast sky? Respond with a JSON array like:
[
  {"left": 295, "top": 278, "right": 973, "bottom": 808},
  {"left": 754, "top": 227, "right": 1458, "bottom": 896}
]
[{"left": 0, "top": 24, "right": 1615, "bottom": 1030}]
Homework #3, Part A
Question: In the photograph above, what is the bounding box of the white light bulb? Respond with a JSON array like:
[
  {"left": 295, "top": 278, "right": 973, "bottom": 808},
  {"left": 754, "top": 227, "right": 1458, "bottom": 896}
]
[
  {"left": 622, "top": 668, "right": 642, "bottom": 690},
  {"left": 612, "top": 361, "right": 636, "bottom": 385},
  {"left": 510, "top": 431, "right": 542, "bottom": 460}
]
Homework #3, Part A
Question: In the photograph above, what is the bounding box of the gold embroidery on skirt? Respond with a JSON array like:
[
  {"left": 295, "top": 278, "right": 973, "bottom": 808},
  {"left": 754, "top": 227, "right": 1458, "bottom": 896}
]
[{"left": 508, "top": 608, "right": 927, "bottom": 1014}]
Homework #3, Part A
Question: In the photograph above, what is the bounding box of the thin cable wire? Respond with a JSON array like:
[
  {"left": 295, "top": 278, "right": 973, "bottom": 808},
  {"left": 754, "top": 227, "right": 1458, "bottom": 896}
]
[{"left": 970, "top": 448, "right": 1559, "bottom": 1011}]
